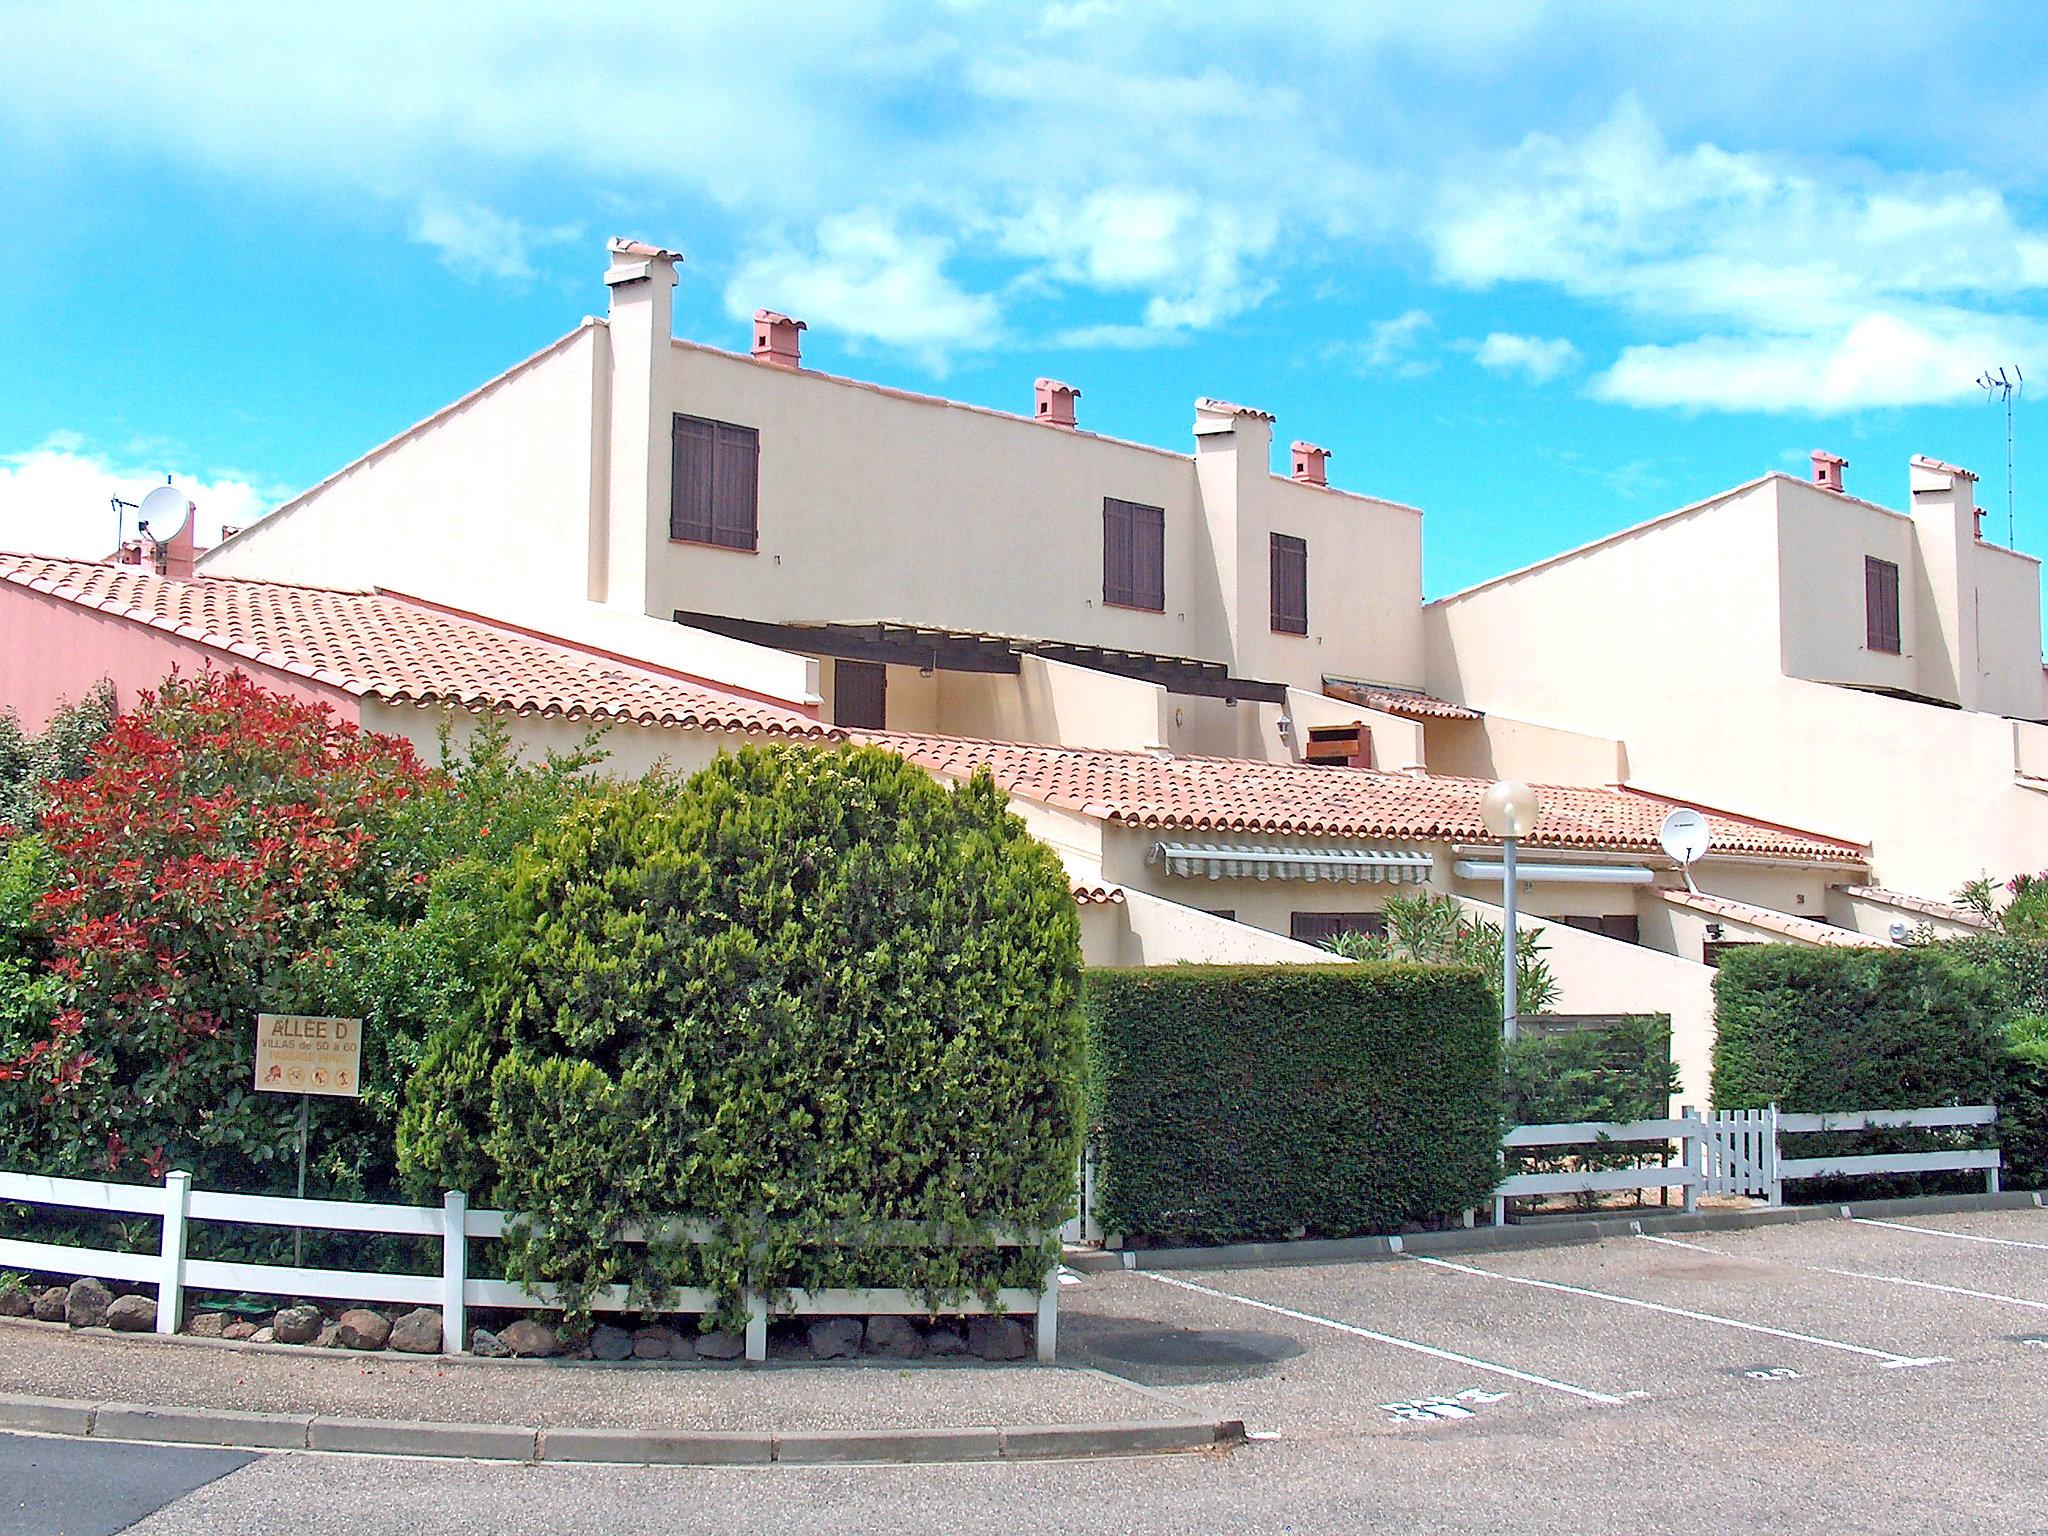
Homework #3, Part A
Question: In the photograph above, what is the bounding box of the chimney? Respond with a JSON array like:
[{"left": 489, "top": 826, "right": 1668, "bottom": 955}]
[
  {"left": 1034, "top": 378, "right": 1080, "bottom": 429},
  {"left": 1291, "top": 441, "right": 1330, "bottom": 487},
  {"left": 1303, "top": 722, "right": 1373, "bottom": 769},
  {"left": 601, "top": 237, "right": 683, "bottom": 611},
  {"left": 753, "top": 310, "right": 805, "bottom": 368},
  {"left": 1811, "top": 450, "right": 1847, "bottom": 493},
  {"left": 1909, "top": 454, "right": 1983, "bottom": 711},
  {"left": 160, "top": 516, "right": 197, "bottom": 580}
]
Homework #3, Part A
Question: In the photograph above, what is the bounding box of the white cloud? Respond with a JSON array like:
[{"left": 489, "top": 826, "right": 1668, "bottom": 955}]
[
  {"left": 0, "top": 439, "right": 280, "bottom": 561},
  {"left": 409, "top": 198, "right": 581, "bottom": 282},
  {"left": 724, "top": 214, "right": 1001, "bottom": 367},
  {"left": 1332, "top": 310, "right": 1437, "bottom": 377},
  {"left": 1430, "top": 98, "right": 2048, "bottom": 410},
  {"left": 1595, "top": 309, "right": 2048, "bottom": 413},
  {"left": 1472, "top": 331, "right": 1579, "bottom": 383}
]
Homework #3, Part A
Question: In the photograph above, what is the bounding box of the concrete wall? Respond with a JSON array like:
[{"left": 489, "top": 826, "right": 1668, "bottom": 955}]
[
  {"left": 1421, "top": 713, "right": 1627, "bottom": 785},
  {"left": 1775, "top": 481, "right": 1923, "bottom": 694},
  {"left": 201, "top": 326, "right": 603, "bottom": 605},
  {"left": 1456, "top": 895, "right": 1718, "bottom": 1108},
  {"left": 360, "top": 699, "right": 737, "bottom": 784},
  {"left": 0, "top": 578, "right": 358, "bottom": 733},
  {"left": 1427, "top": 472, "right": 2048, "bottom": 894}
]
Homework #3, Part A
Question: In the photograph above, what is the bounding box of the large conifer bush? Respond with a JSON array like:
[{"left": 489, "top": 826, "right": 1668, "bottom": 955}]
[{"left": 400, "top": 743, "right": 1086, "bottom": 1323}]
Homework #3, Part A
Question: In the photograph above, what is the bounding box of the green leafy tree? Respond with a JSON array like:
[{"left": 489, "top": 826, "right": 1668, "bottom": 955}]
[
  {"left": 1325, "top": 890, "right": 1559, "bottom": 1016},
  {"left": 0, "top": 682, "right": 115, "bottom": 832},
  {"left": 400, "top": 742, "right": 1087, "bottom": 1326}
]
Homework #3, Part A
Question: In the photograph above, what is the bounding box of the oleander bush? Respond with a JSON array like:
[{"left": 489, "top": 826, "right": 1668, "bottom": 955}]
[
  {"left": 399, "top": 742, "right": 1087, "bottom": 1326},
  {"left": 0, "top": 672, "right": 436, "bottom": 1191},
  {"left": 1085, "top": 963, "right": 1501, "bottom": 1246}
]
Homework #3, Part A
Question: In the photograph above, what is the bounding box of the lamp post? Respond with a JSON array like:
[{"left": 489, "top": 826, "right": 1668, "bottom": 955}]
[{"left": 1479, "top": 780, "right": 1541, "bottom": 1041}]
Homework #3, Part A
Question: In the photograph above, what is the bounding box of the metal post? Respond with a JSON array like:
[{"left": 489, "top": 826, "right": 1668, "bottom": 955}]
[
  {"left": 442, "top": 1190, "right": 468, "bottom": 1355},
  {"left": 156, "top": 1171, "right": 191, "bottom": 1336},
  {"left": 1500, "top": 835, "right": 1520, "bottom": 1041}
]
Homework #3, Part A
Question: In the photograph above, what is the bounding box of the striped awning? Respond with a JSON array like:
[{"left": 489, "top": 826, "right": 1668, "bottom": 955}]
[{"left": 1149, "top": 842, "right": 1435, "bottom": 884}]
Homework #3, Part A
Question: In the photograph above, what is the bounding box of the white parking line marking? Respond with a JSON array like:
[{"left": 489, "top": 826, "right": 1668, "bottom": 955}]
[
  {"left": 1134, "top": 1270, "right": 1627, "bottom": 1405},
  {"left": 1407, "top": 1254, "right": 1946, "bottom": 1370},
  {"left": 1638, "top": 1233, "right": 2048, "bottom": 1312},
  {"left": 1853, "top": 1218, "right": 2048, "bottom": 1252}
]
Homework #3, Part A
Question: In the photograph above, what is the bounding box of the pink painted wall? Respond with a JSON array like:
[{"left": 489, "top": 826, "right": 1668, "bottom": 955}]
[{"left": 0, "top": 580, "right": 360, "bottom": 733}]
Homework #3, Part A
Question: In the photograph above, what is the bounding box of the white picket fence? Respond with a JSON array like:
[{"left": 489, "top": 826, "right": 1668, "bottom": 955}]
[
  {"left": 1497, "top": 1103, "right": 2002, "bottom": 1223},
  {"left": 0, "top": 1169, "right": 1058, "bottom": 1362}
]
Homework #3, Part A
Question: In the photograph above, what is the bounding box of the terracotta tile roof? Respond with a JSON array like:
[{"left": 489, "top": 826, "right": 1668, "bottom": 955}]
[
  {"left": 1322, "top": 678, "right": 1483, "bottom": 721},
  {"left": 1836, "top": 885, "right": 1993, "bottom": 931},
  {"left": 1071, "top": 881, "right": 1126, "bottom": 905},
  {"left": 0, "top": 554, "right": 832, "bottom": 736},
  {"left": 1659, "top": 889, "right": 1886, "bottom": 947},
  {"left": 864, "top": 734, "right": 1867, "bottom": 864}
]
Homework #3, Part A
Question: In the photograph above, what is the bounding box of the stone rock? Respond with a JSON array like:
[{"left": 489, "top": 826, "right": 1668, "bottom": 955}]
[
  {"left": 863, "top": 1315, "right": 926, "bottom": 1359},
  {"left": 469, "top": 1327, "right": 511, "bottom": 1359},
  {"left": 185, "top": 1312, "right": 226, "bottom": 1339},
  {"left": 693, "top": 1328, "right": 744, "bottom": 1361},
  {"left": 966, "top": 1316, "right": 1029, "bottom": 1361},
  {"left": 249, "top": 1326, "right": 275, "bottom": 1344},
  {"left": 106, "top": 1295, "right": 156, "bottom": 1332},
  {"left": 65, "top": 1278, "right": 112, "bottom": 1330},
  {"left": 222, "top": 1319, "right": 259, "bottom": 1341},
  {"left": 496, "top": 1319, "right": 561, "bottom": 1359},
  {"left": 334, "top": 1308, "right": 392, "bottom": 1351},
  {"left": 0, "top": 1285, "right": 30, "bottom": 1319},
  {"left": 806, "top": 1317, "right": 864, "bottom": 1360},
  {"left": 314, "top": 1322, "right": 339, "bottom": 1349},
  {"left": 33, "top": 1288, "right": 68, "bottom": 1323},
  {"left": 273, "top": 1304, "right": 323, "bottom": 1345},
  {"left": 588, "top": 1323, "right": 634, "bottom": 1361},
  {"left": 922, "top": 1323, "right": 967, "bottom": 1356},
  {"left": 388, "top": 1308, "right": 443, "bottom": 1355},
  {"left": 631, "top": 1325, "right": 679, "bottom": 1360}
]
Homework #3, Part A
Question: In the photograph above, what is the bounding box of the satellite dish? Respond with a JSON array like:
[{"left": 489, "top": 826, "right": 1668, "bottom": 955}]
[
  {"left": 136, "top": 484, "right": 191, "bottom": 543},
  {"left": 1658, "top": 808, "right": 1712, "bottom": 879}
]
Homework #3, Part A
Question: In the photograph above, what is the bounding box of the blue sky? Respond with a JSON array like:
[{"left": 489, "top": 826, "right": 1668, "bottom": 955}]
[{"left": 3, "top": 1, "right": 2046, "bottom": 598}]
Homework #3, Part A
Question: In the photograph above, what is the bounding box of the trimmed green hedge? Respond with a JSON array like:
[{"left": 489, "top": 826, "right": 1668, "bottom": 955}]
[
  {"left": 1711, "top": 946, "right": 2003, "bottom": 1199},
  {"left": 1085, "top": 964, "right": 1501, "bottom": 1245},
  {"left": 1506, "top": 1015, "right": 1677, "bottom": 1126},
  {"left": 2000, "top": 1043, "right": 2048, "bottom": 1190},
  {"left": 1710, "top": 946, "right": 2001, "bottom": 1110}
]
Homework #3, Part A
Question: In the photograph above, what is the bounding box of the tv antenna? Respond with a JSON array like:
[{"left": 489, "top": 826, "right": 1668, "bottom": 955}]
[
  {"left": 1976, "top": 365, "right": 2022, "bottom": 546},
  {"left": 1657, "top": 807, "right": 1712, "bottom": 894}
]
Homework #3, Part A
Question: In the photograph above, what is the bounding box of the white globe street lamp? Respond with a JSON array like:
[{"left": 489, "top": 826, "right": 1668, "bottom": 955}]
[{"left": 1479, "top": 780, "right": 1541, "bottom": 1041}]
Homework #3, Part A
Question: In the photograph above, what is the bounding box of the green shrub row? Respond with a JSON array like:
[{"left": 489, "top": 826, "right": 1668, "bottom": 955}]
[{"left": 1084, "top": 963, "right": 1501, "bottom": 1245}]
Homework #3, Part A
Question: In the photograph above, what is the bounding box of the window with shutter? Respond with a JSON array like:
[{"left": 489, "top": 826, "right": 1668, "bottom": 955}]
[
  {"left": 670, "top": 413, "right": 759, "bottom": 550},
  {"left": 1289, "top": 911, "right": 1386, "bottom": 945},
  {"left": 1865, "top": 556, "right": 1901, "bottom": 654},
  {"left": 1271, "top": 533, "right": 1308, "bottom": 634},
  {"left": 1102, "top": 498, "right": 1165, "bottom": 611}
]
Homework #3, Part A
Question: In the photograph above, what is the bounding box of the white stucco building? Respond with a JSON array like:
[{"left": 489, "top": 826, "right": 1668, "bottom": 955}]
[{"left": 4, "top": 233, "right": 2031, "bottom": 1092}]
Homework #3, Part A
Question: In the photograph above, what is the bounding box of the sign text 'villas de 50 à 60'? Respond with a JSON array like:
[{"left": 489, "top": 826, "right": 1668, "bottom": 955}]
[{"left": 254, "top": 1014, "right": 363, "bottom": 1099}]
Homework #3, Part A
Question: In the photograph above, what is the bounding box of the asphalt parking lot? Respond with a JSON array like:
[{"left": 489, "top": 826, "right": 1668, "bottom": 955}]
[
  {"left": 11, "top": 1204, "right": 2046, "bottom": 1535},
  {"left": 1060, "top": 1205, "right": 2048, "bottom": 1443}
]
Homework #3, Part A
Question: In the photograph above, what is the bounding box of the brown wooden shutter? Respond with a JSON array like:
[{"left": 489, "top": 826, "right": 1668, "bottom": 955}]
[
  {"left": 834, "top": 659, "right": 887, "bottom": 729},
  {"left": 711, "top": 423, "right": 759, "bottom": 550},
  {"left": 670, "top": 415, "right": 716, "bottom": 542},
  {"left": 1865, "top": 556, "right": 1900, "bottom": 653},
  {"left": 1288, "top": 911, "right": 1386, "bottom": 944},
  {"left": 1102, "top": 498, "right": 1133, "bottom": 606},
  {"left": 1271, "top": 533, "right": 1308, "bottom": 634},
  {"left": 1133, "top": 502, "right": 1165, "bottom": 610},
  {"left": 671, "top": 414, "right": 759, "bottom": 550}
]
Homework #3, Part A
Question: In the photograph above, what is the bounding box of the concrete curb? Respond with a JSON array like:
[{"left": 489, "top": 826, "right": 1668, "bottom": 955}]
[
  {"left": 1067, "top": 1189, "right": 2046, "bottom": 1273},
  {"left": 0, "top": 1391, "right": 1244, "bottom": 1466}
]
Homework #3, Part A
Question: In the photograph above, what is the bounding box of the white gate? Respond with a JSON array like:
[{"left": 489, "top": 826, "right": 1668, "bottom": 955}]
[{"left": 1705, "top": 1106, "right": 1780, "bottom": 1201}]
